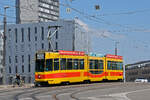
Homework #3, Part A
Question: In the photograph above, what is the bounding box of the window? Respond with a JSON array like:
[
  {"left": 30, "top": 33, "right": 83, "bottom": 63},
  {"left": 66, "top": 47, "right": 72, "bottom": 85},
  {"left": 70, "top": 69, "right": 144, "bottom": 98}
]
[
  {"left": 22, "top": 55, "right": 24, "bottom": 63},
  {"left": 41, "top": 27, "right": 44, "bottom": 40},
  {"left": 73, "top": 59, "right": 79, "bottom": 69},
  {"left": 99, "top": 60, "right": 103, "bottom": 69},
  {"left": 94, "top": 60, "right": 99, "bottom": 69},
  {"left": 60, "top": 58, "right": 66, "bottom": 70},
  {"left": 21, "top": 28, "right": 24, "bottom": 42},
  {"left": 28, "top": 55, "right": 30, "bottom": 63},
  {"left": 15, "top": 56, "right": 18, "bottom": 63},
  {"left": 42, "top": 43, "right": 44, "bottom": 49},
  {"left": 107, "top": 61, "right": 123, "bottom": 70},
  {"left": 15, "top": 28, "right": 17, "bottom": 43},
  {"left": 15, "top": 66, "right": 18, "bottom": 73},
  {"left": 22, "top": 65, "right": 24, "bottom": 73},
  {"left": 67, "top": 59, "right": 72, "bottom": 70},
  {"left": 56, "top": 42, "right": 58, "bottom": 50},
  {"left": 9, "top": 67, "right": 11, "bottom": 73},
  {"left": 112, "top": 61, "right": 116, "bottom": 70},
  {"left": 35, "top": 59, "right": 44, "bottom": 72},
  {"left": 35, "top": 36, "right": 37, "bottom": 41},
  {"left": 117, "top": 62, "right": 123, "bottom": 70},
  {"left": 79, "top": 59, "right": 84, "bottom": 69},
  {"left": 46, "top": 59, "right": 53, "bottom": 71},
  {"left": 49, "top": 42, "right": 51, "bottom": 50},
  {"left": 9, "top": 56, "right": 11, "bottom": 63},
  {"left": 35, "top": 43, "right": 37, "bottom": 50},
  {"left": 28, "top": 64, "right": 31, "bottom": 72},
  {"left": 107, "top": 61, "right": 111, "bottom": 70},
  {"left": 89, "top": 60, "right": 94, "bottom": 69},
  {"left": 54, "top": 59, "right": 59, "bottom": 70},
  {"left": 35, "top": 27, "right": 37, "bottom": 34},
  {"left": 28, "top": 28, "right": 31, "bottom": 42},
  {"left": 56, "top": 31, "right": 58, "bottom": 39}
]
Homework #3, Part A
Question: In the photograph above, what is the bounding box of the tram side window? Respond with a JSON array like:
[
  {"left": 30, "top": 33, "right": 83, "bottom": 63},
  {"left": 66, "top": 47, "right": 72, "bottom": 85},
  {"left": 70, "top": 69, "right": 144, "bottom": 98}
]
[
  {"left": 116, "top": 62, "right": 120, "bottom": 70},
  {"left": 107, "top": 61, "right": 111, "bottom": 70},
  {"left": 73, "top": 59, "right": 79, "bottom": 69},
  {"left": 79, "top": 59, "right": 84, "bottom": 69},
  {"left": 119, "top": 62, "right": 123, "bottom": 70},
  {"left": 99, "top": 60, "right": 103, "bottom": 69},
  {"left": 54, "top": 59, "right": 59, "bottom": 70},
  {"left": 112, "top": 61, "right": 117, "bottom": 70},
  {"left": 89, "top": 60, "right": 94, "bottom": 69},
  {"left": 60, "top": 58, "right": 66, "bottom": 70},
  {"left": 46, "top": 59, "right": 53, "bottom": 71},
  {"left": 67, "top": 59, "right": 72, "bottom": 70}
]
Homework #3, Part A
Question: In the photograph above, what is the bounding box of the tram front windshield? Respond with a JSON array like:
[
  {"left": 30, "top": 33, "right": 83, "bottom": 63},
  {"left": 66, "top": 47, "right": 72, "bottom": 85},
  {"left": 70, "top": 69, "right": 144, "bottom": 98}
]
[{"left": 35, "top": 59, "right": 45, "bottom": 72}]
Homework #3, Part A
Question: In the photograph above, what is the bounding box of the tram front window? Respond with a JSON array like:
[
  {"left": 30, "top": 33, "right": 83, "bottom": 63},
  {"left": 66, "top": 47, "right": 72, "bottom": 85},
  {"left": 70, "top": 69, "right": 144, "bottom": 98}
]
[
  {"left": 46, "top": 59, "right": 53, "bottom": 71},
  {"left": 35, "top": 59, "right": 45, "bottom": 72}
]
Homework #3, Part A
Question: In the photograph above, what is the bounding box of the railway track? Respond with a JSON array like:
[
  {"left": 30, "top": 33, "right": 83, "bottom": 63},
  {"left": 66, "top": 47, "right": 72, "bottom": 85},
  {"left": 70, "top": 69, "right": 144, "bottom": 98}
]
[
  {"left": 10, "top": 82, "right": 136, "bottom": 100},
  {"left": 52, "top": 82, "right": 124, "bottom": 100}
]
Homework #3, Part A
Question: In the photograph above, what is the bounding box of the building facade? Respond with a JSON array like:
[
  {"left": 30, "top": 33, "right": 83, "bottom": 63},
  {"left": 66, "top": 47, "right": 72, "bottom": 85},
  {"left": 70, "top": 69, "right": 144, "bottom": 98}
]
[
  {"left": 126, "top": 60, "right": 150, "bottom": 82},
  {"left": 4, "top": 19, "right": 90, "bottom": 84},
  {"left": 16, "top": 0, "right": 59, "bottom": 24},
  {"left": 0, "top": 29, "right": 3, "bottom": 84}
]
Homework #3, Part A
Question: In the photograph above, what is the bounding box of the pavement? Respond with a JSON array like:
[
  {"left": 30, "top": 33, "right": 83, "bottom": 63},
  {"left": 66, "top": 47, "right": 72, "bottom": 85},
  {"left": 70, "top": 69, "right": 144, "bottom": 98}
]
[{"left": 0, "top": 84, "right": 34, "bottom": 89}]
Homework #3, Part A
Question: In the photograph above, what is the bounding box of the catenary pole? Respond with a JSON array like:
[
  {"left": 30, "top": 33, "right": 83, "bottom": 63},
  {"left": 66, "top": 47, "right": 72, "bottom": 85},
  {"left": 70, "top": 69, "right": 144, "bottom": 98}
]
[{"left": 3, "top": 6, "right": 10, "bottom": 85}]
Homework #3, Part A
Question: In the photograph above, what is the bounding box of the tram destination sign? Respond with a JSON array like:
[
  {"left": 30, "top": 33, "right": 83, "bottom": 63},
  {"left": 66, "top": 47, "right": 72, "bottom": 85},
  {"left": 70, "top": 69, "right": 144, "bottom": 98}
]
[
  {"left": 36, "top": 53, "right": 45, "bottom": 59},
  {"left": 59, "top": 50, "right": 85, "bottom": 56},
  {"left": 106, "top": 54, "right": 123, "bottom": 60}
]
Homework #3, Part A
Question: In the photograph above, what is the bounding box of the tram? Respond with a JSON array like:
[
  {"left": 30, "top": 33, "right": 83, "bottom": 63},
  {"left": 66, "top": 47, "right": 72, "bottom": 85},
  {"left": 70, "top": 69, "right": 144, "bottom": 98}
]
[{"left": 35, "top": 50, "right": 123, "bottom": 86}]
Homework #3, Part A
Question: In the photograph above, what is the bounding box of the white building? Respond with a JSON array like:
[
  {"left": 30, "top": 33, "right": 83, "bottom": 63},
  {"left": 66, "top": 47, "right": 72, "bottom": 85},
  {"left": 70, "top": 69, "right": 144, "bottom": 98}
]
[{"left": 3, "top": 19, "right": 90, "bottom": 84}]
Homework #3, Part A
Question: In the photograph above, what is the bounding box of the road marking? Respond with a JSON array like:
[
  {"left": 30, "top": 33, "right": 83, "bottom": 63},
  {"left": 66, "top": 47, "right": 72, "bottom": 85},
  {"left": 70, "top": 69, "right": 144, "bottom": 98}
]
[
  {"left": 19, "top": 98, "right": 33, "bottom": 100},
  {"left": 84, "top": 88, "right": 150, "bottom": 100},
  {"left": 105, "top": 88, "right": 150, "bottom": 100},
  {"left": 87, "top": 97, "right": 105, "bottom": 100}
]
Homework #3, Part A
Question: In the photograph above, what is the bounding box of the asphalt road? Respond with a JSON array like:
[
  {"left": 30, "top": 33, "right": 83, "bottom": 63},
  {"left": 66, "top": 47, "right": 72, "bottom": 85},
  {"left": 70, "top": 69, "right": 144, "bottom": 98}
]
[{"left": 0, "top": 82, "right": 150, "bottom": 100}]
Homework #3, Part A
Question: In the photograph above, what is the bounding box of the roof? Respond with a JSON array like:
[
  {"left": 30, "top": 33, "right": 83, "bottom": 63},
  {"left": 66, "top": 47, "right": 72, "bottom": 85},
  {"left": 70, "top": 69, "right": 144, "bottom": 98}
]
[{"left": 129, "top": 60, "right": 150, "bottom": 66}]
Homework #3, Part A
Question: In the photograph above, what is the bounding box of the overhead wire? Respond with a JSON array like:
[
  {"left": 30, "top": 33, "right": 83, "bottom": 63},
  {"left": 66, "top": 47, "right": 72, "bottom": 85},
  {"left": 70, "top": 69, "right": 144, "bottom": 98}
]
[
  {"left": 93, "top": 9, "right": 150, "bottom": 17},
  {"left": 0, "top": 1, "right": 145, "bottom": 29},
  {"left": 0, "top": 1, "right": 150, "bottom": 33}
]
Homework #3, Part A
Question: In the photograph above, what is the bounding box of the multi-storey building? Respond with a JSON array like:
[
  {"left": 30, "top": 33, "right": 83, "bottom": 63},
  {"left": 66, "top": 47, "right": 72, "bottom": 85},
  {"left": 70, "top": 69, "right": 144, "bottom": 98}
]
[
  {"left": 126, "top": 60, "right": 150, "bottom": 82},
  {"left": 16, "top": 0, "right": 59, "bottom": 24},
  {"left": 3, "top": 19, "right": 90, "bottom": 84}
]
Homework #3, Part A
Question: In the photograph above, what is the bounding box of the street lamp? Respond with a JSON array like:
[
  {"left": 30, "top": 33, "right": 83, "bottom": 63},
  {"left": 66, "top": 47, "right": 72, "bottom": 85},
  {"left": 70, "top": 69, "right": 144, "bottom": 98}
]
[
  {"left": 3, "top": 6, "right": 10, "bottom": 85},
  {"left": 115, "top": 41, "right": 119, "bottom": 55}
]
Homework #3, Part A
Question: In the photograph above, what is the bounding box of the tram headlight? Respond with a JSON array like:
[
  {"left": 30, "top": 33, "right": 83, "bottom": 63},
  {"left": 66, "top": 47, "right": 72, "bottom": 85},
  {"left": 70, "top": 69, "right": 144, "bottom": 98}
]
[{"left": 38, "top": 75, "right": 41, "bottom": 79}]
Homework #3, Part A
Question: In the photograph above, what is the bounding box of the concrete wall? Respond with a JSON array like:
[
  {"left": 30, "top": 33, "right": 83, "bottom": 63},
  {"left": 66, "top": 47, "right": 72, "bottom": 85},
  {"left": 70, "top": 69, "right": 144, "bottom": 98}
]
[
  {"left": 16, "top": 0, "right": 59, "bottom": 24},
  {"left": 16, "top": 0, "right": 39, "bottom": 24}
]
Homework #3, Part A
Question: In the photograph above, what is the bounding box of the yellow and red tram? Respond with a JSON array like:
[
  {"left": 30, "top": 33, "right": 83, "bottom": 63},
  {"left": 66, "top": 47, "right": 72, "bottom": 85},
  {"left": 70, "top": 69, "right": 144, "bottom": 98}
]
[{"left": 35, "top": 50, "right": 123, "bottom": 85}]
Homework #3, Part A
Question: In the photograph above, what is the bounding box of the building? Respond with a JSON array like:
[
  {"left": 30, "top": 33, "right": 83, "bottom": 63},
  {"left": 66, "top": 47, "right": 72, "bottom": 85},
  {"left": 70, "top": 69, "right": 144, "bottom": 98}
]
[
  {"left": 3, "top": 19, "right": 90, "bottom": 84},
  {"left": 16, "top": 0, "right": 59, "bottom": 24},
  {"left": 126, "top": 60, "right": 150, "bottom": 82}
]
